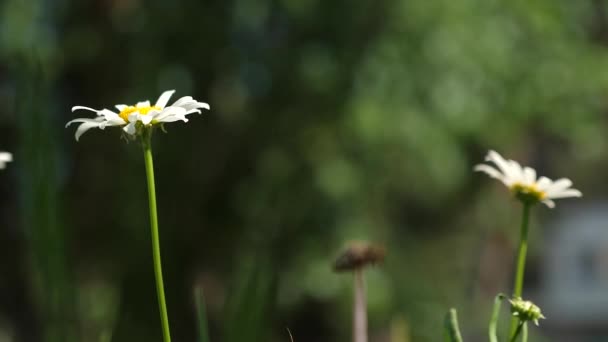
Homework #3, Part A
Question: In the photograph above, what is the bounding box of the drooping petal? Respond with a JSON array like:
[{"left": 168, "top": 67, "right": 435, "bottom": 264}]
[
  {"left": 72, "top": 105, "right": 103, "bottom": 114},
  {"left": 170, "top": 96, "right": 194, "bottom": 107},
  {"left": 184, "top": 109, "right": 202, "bottom": 116},
  {"left": 171, "top": 96, "right": 210, "bottom": 111},
  {"left": 123, "top": 122, "right": 137, "bottom": 135},
  {"left": 65, "top": 117, "right": 105, "bottom": 128},
  {"left": 155, "top": 90, "right": 176, "bottom": 109},
  {"left": 541, "top": 199, "right": 556, "bottom": 208},
  {"left": 74, "top": 121, "right": 103, "bottom": 141},
  {"left": 154, "top": 106, "right": 188, "bottom": 122},
  {"left": 473, "top": 164, "right": 507, "bottom": 184}
]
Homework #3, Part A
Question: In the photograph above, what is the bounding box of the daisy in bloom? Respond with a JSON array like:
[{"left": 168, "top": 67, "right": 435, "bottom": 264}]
[
  {"left": 66, "top": 90, "right": 210, "bottom": 141},
  {"left": 474, "top": 150, "right": 582, "bottom": 208},
  {"left": 0, "top": 152, "right": 12, "bottom": 170}
]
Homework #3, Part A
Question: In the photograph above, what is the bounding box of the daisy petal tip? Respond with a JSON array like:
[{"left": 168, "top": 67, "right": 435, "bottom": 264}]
[{"left": 542, "top": 199, "right": 556, "bottom": 209}]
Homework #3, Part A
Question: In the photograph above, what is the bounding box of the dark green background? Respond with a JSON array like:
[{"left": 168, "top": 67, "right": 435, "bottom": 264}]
[{"left": 1, "top": 0, "right": 607, "bottom": 341}]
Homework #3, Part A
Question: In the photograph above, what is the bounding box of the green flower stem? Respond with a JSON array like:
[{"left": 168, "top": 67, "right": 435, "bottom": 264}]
[
  {"left": 522, "top": 322, "right": 528, "bottom": 342},
  {"left": 142, "top": 129, "right": 172, "bottom": 342},
  {"left": 195, "top": 287, "right": 210, "bottom": 342},
  {"left": 443, "top": 308, "right": 463, "bottom": 342},
  {"left": 509, "top": 321, "right": 524, "bottom": 342},
  {"left": 509, "top": 202, "right": 531, "bottom": 339},
  {"left": 488, "top": 293, "right": 505, "bottom": 342}
]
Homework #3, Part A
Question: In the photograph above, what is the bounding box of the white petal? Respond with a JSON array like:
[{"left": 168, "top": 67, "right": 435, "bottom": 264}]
[
  {"left": 155, "top": 90, "right": 175, "bottom": 109},
  {"left": 115, "top": 104, "right": 128, "bottom": 111},
  {"left": 485, "top": 150, "right": 513, "bottom": 178},
  {"left": 99, "top": 109, "right": 120, "bottom": 119},
  {"left": 523, "top": 167, "right": 536, "bottom": 185},
  {"left": 66, "top": 117, "right": 104, "bottom": 127},
  {"left": 136, "top": 100, "right": 151, "bottom": 108},
  {"left": 74, "top": 121, "right": 103, "bottom": 141},
  {"left": 507, "top": 160, "right": 524, "bottom": 183},
  {"left": 129, "top": 113, "right": 154, "bottom": 125},
  {"left": 184, "top": 109, "right": 202, "bottom": 116},
  {"left": 536, "top": 176, "right": 552, "bottom": 191},
  {"left": 154, "top": 106, "right": 188, "bottom": 122},
  {"left": 170, "top": 96, "right": 210, "bottom": 111},
  {"left": 72, "top": 105, "right": 102, "bottom": 114},
  {"left": 544, "top": 178, "right": 573, "bottom": 196},
  {"left": 0, "top": 152, "right": 12, "bottom": 162},
  {"left": 474, "top": 164, "right": 508, "bottom": 184},
  {"left": 123, "top": 122, "right": 137, "bottom": 135},
  {"left": 99, "top": 118, "right": 126, "bottom": 129},
  {"left": 157, "top": 114, "right": 188, "bottom": 123},
  {"left": 541, "top": 199, "right": 556, "bottom": 208},
  {"left": 170, "top": 96, "right": 194, "bottom": 107},
  {"left": 547, "top": 189, "right": 582, "bottom": 199}
]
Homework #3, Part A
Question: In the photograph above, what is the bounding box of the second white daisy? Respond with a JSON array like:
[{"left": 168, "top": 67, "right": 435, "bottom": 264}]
[
  {"left": 474, "top": 150, "right": 582, "bottom": 208},
  {"left": 66, "top": 90, "right": 210, "bottom": 141}
]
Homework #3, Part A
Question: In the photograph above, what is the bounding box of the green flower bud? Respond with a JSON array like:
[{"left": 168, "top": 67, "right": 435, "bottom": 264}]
[{"left": 509, "top": 297, "right": 546, "bottom": 326}]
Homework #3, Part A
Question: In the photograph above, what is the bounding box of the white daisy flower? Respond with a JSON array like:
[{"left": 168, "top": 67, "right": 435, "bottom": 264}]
[
  {"left": 474, "top": 150, "right": 582, "bottom": 208},
  {"left": 0, "top": 152, "right": 12, "bottom": 170},
  {"left": 66, "top": 90, "right": 210, "bottom": 141}
]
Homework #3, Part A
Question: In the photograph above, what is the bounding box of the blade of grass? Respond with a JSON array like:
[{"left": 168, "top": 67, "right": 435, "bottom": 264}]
[{"left": 195, "top": 287, "right": 211, "bottom": 342}]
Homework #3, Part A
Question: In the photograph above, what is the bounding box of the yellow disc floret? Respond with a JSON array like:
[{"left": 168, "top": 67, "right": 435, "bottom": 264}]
[
  {"left": 510, "top": 183, "right": 546, "bottom": 204},
  {"left": 119, "top": 105, "right": 161, "bottom": 122}
]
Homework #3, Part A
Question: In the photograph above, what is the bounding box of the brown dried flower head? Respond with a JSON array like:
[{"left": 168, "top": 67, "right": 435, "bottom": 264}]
[{"left": 333, "top": 241, "right": 385, "bottom": 272}]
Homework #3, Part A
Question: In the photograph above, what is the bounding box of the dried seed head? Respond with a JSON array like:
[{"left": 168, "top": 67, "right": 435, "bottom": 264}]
[{"left": 333, "top": 241, "right": 385, "bottom": 272}]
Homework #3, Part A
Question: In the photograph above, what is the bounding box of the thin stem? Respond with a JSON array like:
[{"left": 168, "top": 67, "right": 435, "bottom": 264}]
[
  {"left": 353, "top": 269, "right": 367, "bottom": 342},
  {"left": 509, "top": 202, "right": 531, "bottom": 339},
  {"left": 522, "top": 322, "right": 528, "bottom": 342},
  {"left": 142, "top": 130, "right": 172, "bottom": 342},
  {"left": 443, "top": 308, "right": 463, "bottom": 342},
  {"left": 488, "top": 293, "right": 505, "bottom": 342},
  {"left": 195, "top": 287, "right": 210, "bottom": 342},
  {"left": 509, "top": 321, "right": 524, "bottom": 342}
]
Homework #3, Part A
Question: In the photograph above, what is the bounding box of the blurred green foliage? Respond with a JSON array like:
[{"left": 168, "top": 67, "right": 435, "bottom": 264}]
[{"left": 1, "top": 0, "right": 608, "bottom": 341}]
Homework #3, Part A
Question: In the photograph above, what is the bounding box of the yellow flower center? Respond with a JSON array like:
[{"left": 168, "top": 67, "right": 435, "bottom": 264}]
[
  {"left": 118, "top": 106, "right": 161, "bottom": 122},
  {"left": 510, "top": 183, "right": 546, "bottom": 203}
]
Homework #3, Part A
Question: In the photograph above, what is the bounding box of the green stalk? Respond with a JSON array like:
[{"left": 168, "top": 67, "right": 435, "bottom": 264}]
[
  {"left": 488, "top": 293, "right": 505, "bottom": 342},
  {"left": 509, "top": 321, "right": 524, "bottom": 342},
  {"left": 509, "top": 203, "right": 531, "bottom": 339},
  {"left": 142, "top": 129, "right": 172, "bottom": 342},
  {"left": 195, "top": 287, "right": 210, "bottom": 342},
  {"left": 443, "top": 308, "right": 463, "bottom": 342}
]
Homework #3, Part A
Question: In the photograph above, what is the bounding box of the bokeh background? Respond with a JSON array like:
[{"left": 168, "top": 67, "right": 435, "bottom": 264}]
[{"left": 2, "top": 0, "right": 608, "bottom": 341}]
